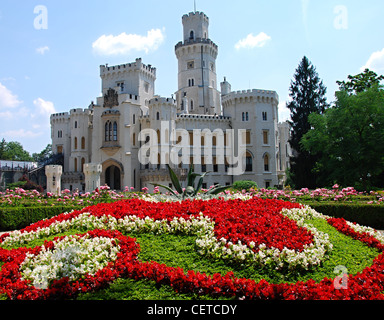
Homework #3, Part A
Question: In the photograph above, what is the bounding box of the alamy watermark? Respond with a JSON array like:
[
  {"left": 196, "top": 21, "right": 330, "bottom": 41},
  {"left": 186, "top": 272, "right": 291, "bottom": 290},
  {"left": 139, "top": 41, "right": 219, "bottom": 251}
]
[
  {"left": 333, "top": 5, "right": 348, "bottom": 30},
  {"left": 138, "top": 121, "right": 249, "bottom": 175},
  {"left": 333, "top": 265, "right": 349, "bottom": 290},
  {"left": 34, "top": 5, "right": 48, "bottom": 30}
]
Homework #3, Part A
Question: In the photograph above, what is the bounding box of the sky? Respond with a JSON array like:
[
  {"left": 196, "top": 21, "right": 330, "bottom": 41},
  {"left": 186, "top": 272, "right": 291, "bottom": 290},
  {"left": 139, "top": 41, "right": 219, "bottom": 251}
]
[{"left": 0, "top": 0, "right": 383, "bottom": 155}]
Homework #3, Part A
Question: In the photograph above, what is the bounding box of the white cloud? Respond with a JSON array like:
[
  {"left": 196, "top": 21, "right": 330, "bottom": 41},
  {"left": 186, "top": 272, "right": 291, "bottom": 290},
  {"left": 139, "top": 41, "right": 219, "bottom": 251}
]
[
  {"left": 1, "top": 129, "right": 43, "bottom": 139},
  {"left": 0, "top": 82, "right": 22, "bottom": 109},
  {"left": 33, "top": 98, "right": 56, "bottom": 116},
  {"left": 92, "top": 28, "right": 165, "bottom": 55},
  {"left": 36, "top": 46, "right": 50, "bottom": 55},
  {"left": 361, "top": 48, "right": 384, "bottom": 74},
  {"left": 235, "top": 32, "right": 271, "bottom": 50}
]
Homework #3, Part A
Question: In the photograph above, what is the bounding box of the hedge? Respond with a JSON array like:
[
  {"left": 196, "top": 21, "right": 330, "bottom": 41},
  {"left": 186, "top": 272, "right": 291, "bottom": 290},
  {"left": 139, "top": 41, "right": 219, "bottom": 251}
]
[
  {"left": 0, "top": 206, "right": 83, "bottom": 232},
  {"left": 1, "top": 201, "right": 384, "bottom": 232},
  {"left": 302, "top": 202, "right": 384, "bottom": 230}
]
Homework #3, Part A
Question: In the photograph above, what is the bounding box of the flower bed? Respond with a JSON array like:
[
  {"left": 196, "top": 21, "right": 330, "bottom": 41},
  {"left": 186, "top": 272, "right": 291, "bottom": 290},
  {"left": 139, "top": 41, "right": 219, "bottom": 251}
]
[{"left": 1, "top": 197, "right": 384, "bottom": 300}]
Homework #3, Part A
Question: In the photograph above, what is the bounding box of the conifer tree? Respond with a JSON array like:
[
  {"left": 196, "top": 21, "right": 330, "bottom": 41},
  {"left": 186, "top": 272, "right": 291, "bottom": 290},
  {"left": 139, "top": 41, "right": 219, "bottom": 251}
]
[{"left": 287, "top": 56, "right": 329, "bottom": 189}]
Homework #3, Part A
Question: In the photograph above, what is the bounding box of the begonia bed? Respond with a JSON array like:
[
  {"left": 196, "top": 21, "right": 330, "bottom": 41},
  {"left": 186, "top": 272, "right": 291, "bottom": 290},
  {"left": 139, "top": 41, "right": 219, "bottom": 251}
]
[{"left": 1, "top": 197, "right": 384, "bottom": 300}]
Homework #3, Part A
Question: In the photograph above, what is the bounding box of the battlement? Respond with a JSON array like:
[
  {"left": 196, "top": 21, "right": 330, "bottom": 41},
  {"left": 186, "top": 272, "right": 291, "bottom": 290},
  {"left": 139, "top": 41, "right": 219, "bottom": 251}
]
[
  {"left": 176, "top": 113, "right": 231, "bottom": 122},
  {"left": 100, "top": 58, "right": 156, "bottom": 79},
  {"left": 182, "top": 11, "right": 209, "bottom": 23},
  {"left": 175, "top": 38, "right": 218, "bottom": 51},
  {"left": 222, "top": 89, "right": 279, "bottom": 107},
  {"left": 70, "top": 108, "right": 92, "bottom": 116},
  {"left": 50, "top": 112, "right": 70, "bottom": 123},
  {"left": 148, "top": 96, "right": 176, "bottom": 107}
]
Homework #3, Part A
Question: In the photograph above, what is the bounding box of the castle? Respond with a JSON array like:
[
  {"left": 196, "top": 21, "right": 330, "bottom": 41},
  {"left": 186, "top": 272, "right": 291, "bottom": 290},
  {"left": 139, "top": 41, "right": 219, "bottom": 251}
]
[{"left": 50, "top": 11, "right": 291, "bottom": 192}]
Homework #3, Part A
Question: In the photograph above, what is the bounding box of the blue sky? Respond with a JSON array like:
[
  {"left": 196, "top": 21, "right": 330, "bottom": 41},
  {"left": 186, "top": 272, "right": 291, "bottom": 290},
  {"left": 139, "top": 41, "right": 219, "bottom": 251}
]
[{"left": 0, "top": 0, "right": 383, "bottom": 154}]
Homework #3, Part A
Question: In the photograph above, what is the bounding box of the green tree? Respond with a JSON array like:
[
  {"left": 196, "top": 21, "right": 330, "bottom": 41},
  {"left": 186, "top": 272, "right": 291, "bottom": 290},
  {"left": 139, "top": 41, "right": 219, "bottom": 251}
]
[
  {"left": 287, "top": 56, "right": 329, "bottom": 189},
  {"left": 32, "top": 144, "right": 52, "bottom": 163},
  {"left": 0, "top": 138, "right": 7, "bottom": 159},
  {"left": 301, "top": 69, "right": 384, "bottom": 190},
  {"left": 1, "top": 140, "right": 33, "bottom": 161}
]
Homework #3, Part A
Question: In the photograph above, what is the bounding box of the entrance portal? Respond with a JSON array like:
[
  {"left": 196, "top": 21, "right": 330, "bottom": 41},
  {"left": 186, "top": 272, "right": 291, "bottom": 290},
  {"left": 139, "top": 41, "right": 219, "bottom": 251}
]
[{"left": 105, "top": 165, "right": 121, "bottom": 190}]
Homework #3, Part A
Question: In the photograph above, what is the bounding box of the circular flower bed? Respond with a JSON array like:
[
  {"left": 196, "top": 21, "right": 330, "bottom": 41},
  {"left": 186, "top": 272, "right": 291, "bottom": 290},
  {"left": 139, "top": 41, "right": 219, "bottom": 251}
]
[{"left": 1, "top": 197, "right": 384, "bottom": 300}]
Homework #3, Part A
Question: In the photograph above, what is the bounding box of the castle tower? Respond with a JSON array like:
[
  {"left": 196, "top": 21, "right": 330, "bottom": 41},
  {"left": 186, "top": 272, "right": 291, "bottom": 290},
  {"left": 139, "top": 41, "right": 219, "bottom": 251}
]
[
  {"left": 175, "top": 12, "right": 221, "bottom": 115},
  {"left": 83, "top": 163, "right": 102, "bottom": 193},
  {"left": 45, "top": 165, "right": 63, "bottom": 195}
]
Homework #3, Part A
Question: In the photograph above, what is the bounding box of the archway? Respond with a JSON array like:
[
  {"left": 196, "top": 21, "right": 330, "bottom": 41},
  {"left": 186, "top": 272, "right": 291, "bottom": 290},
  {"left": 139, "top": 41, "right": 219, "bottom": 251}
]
[{"left": 105, "top": 165, "right": 121, "bottom": 190}]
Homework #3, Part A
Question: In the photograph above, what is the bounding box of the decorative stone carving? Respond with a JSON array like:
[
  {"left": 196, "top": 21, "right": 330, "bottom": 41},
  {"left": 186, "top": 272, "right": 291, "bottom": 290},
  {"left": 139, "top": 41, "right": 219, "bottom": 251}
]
[{"left": 103, "top": 88, "right": 119, "bottom": 109}]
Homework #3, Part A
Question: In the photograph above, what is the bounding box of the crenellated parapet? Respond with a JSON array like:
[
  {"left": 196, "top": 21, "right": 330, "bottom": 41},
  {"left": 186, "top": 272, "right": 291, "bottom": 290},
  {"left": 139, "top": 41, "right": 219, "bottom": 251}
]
[
  {"left": 100, "top": 58, "right": 156, "bottom": 81},
  {"left": 148, "top": 96, "right": 177, "bottom": 108},
  {"left": 221, "top": 89, "right": 279, "bottom": 108}
]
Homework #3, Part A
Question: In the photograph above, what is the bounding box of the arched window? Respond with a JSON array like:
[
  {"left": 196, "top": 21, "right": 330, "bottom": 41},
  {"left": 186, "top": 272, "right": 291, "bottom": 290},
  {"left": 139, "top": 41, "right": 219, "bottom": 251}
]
[
  {"left": 81, "top": 137, "right": 85, "bottom": 149},
  {"left": 157, "top": 129, "right": 161, "bottom": 144},
  {"left": 156, "top": 112, "right": 160, "bottom": 120},
  {"left": 105, "top": 122, "right": 109, "bottom": 141},
  {"left": 190, "top": 100, "right": 194, "bottom": 111},
  {"left": 190, "top": 30, "right": 194, "bottom": 40},
  {"left": 113, "top": 122, "right": 118, "bottom": 141},
  {"left": 74, "top": 158, "right": 78, "bottom": 172},
  {"left": 74, "top": 137, "right": 78, "bottom": 150},
  {"left": 246, "top": 152, "right": 253, "bottom": 172},
  {"left": 109, "top": 122, "right": 112, "bottom": 141},
  {"left": 264, "top": 154, "right": 270, "bottom": 172},
  {"left": 81, "top": 158, "right": 85, "bottom": 171}
]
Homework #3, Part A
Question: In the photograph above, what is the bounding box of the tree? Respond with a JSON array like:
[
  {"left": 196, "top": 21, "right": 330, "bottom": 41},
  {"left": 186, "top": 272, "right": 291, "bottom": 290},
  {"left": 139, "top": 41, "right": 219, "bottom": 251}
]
[
  {"left": 301, "top": 69, "right": 384, "bottom": 190},
  {"left": 32, "top": 144, "right": 52, "bottom": 163},
  {"left": 1, "top": 140, "right": 33, "bottom": 161},
  {"left": 0, "top": 139, "right": 7, "bottom": 159},
  {"left": 287, "top": 56, "right": 329, "bottom": 189}
]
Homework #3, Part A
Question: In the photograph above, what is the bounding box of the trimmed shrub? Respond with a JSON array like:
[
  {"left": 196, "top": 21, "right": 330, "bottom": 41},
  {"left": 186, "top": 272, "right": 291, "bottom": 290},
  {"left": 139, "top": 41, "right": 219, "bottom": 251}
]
[
  {"left": 302, "top": 202, "right": 384, "bottom": 229},
  {"left": 0, "top": 206, "right": 82, "bottom": 231},
  {"left": 232, "top": 180, "right": 258, "bottom": 191}
]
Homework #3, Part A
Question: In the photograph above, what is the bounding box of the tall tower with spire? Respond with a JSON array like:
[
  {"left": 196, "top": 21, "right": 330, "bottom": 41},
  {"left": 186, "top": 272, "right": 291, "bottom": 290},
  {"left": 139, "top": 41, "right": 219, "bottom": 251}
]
[{"left": 174, "top": 11, "right": 221, "bottom": 115}]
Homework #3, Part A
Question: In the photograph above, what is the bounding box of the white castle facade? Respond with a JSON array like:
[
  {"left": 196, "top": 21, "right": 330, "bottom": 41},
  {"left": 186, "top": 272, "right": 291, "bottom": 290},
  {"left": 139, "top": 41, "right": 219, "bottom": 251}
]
[{"left": 50, "top": 11, "right": 291, "bottom": 192}]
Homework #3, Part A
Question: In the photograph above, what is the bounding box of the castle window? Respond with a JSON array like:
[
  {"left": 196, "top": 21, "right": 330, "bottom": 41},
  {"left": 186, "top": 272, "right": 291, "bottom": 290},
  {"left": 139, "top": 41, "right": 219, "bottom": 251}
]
[
  {"left": 189, "top": 30, "right": 194, "bottom": 40},
  {"left": 242, "top": 130, "right": 251, "bottom": 145},
  {"left": 81, "top": 137, "right": 85, "bottom": 149},
  {"left": 74, "top": 137, "right": 78, "bottom": 150},
  {"left": 74, "top": 121, "right": 78, "bottom": 129},
  {"left": 264, "top": 154, "right": 270, "bottom": 172},
  {"left": 246, "top": 152, "right": 253, "bottom": 172},
  {"left": 144, "top": 82, "right": 149, "bottom": 93},
  {"left": 109, "top": 122, "right": 113, "bottom": 141},
  {"left": 132, "top": 133, "right": 136, "bottom": 146},
  {"left": 105, "top": 122, "right": 109, "bottom": 141},
  {"left": 263, "top": 130, "right": 269, "bottom": 145},
  {"left": 156, "top": 112, "right": 160, "bottom": 120},
  {"left": 262, "top": 112, "right": 267, "bottom": 121},
  {"left": 133, "top": 114, "right": 136, "bottom": 124},
  {"left": 187, "top": 61, "right": 194, "bottom": 69},
  {"left": 190, "top": 100, "right": 194, "bottom": 111},
  {"left": 113, "top": 122, "right": 118, "bottom": 141},
  {"left": 74, "top": 158, "right": 78, "bottom": 172},
  {"left": 213, "top": 156, "right": 218, "bottom": 172}
]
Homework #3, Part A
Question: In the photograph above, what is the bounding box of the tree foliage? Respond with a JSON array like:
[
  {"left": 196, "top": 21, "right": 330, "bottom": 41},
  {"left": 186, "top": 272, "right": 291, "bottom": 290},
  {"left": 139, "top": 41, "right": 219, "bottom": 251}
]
[
  {"left": 287, "top": 56, "right": 329, "bottom": 189},
  {"left": 0, "top": 139, "right": 33, "bottom": 162},
  {"left": 301, "top": 69, "right": 384, "bottom": 190}
]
